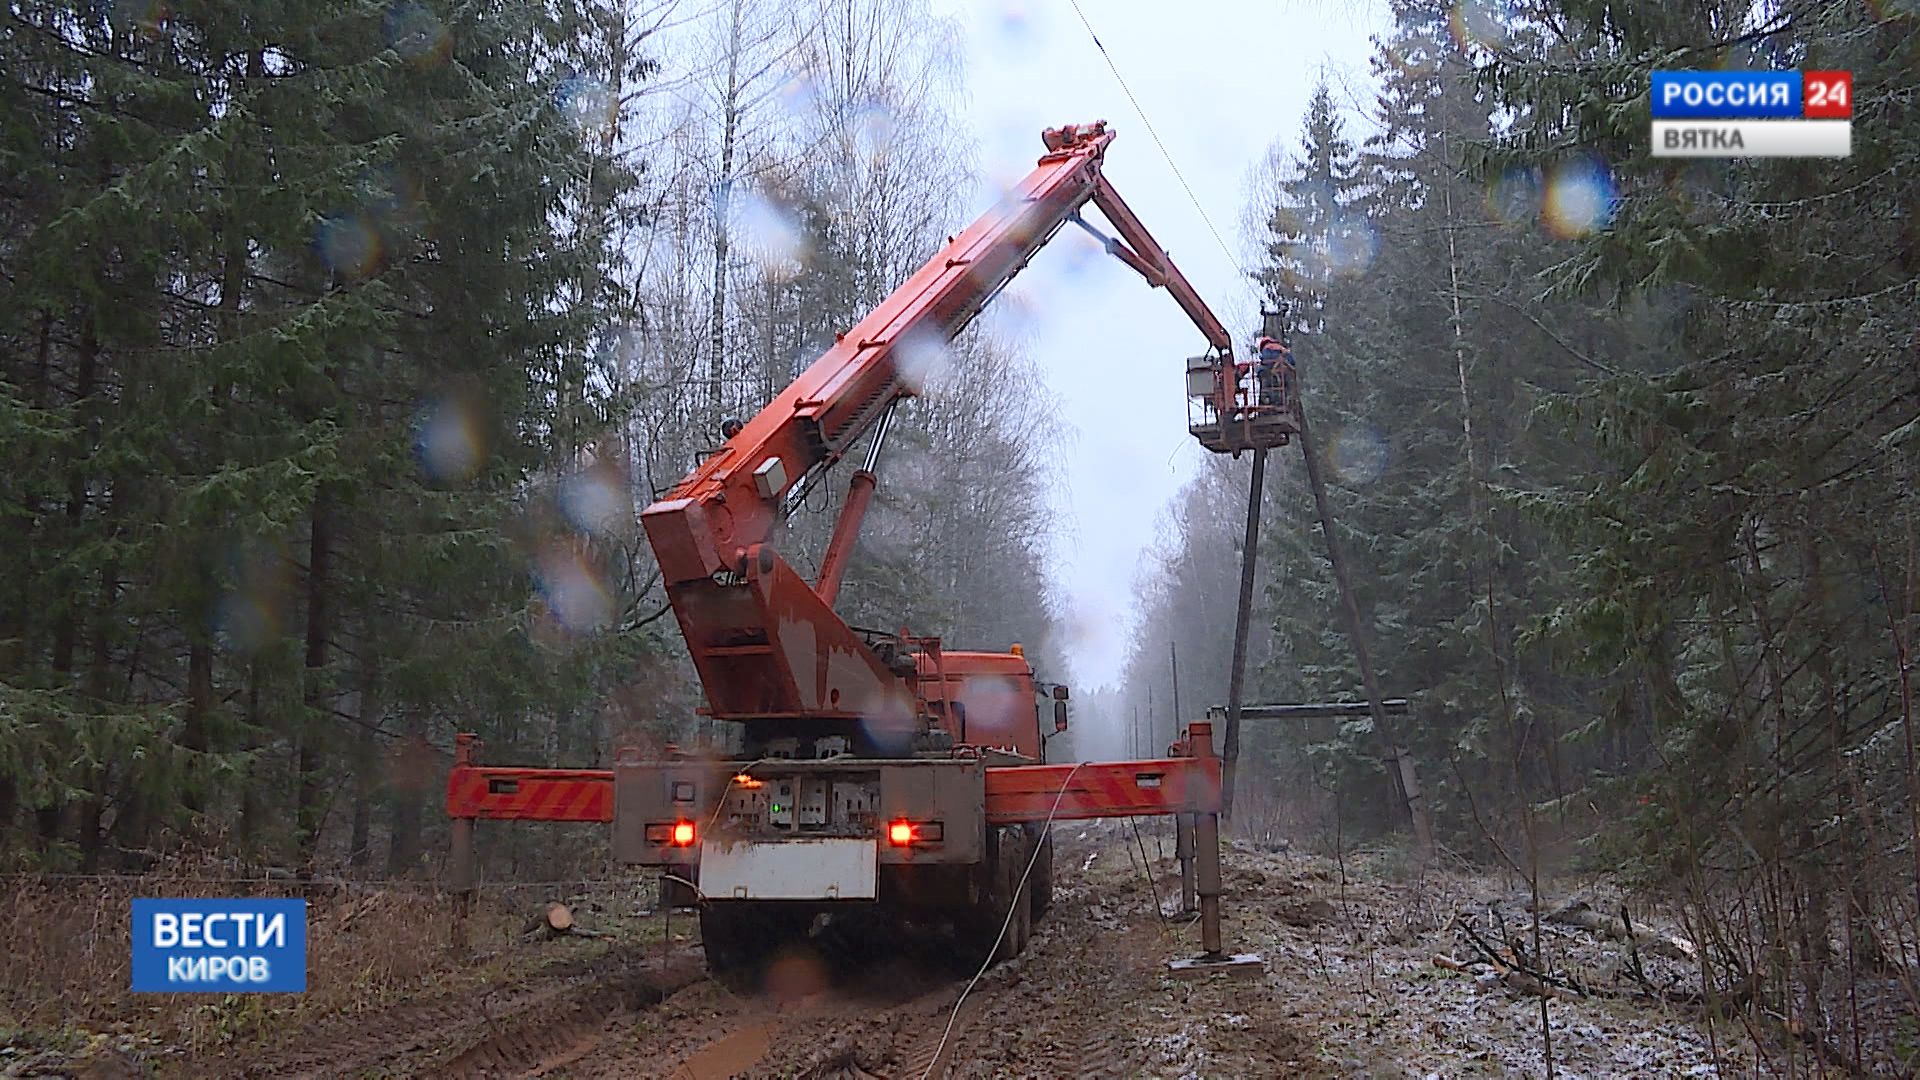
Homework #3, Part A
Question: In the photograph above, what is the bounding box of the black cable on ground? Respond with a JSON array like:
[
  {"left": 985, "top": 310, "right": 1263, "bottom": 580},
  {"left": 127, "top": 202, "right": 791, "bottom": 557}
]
[{"left": 1129, "top": 815, "right": 1169, "bottom": 928}]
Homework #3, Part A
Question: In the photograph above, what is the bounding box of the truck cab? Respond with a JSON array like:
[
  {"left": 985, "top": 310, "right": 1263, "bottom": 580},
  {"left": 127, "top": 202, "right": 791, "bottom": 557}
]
[{"left": 916, "top": 647, "right": 1065, "bottom": 761}]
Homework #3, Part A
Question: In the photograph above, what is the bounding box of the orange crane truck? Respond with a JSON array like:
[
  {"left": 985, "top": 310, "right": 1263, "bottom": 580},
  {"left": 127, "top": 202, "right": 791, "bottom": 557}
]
[{"left": 446, "top": 123, "right": 1296, "bottom": 982}]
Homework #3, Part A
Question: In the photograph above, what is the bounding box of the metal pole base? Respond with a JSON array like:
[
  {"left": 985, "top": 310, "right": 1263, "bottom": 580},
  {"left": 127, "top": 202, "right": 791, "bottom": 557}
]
[
  {"left": 449, "top": 743, "right": 479, "bottom": 957},
  {"left": 1166, "top": 952, "right": 1265, "bottom": 980}
]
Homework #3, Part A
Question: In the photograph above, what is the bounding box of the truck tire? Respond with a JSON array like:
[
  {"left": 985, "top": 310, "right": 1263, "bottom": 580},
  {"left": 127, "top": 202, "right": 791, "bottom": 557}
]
[
  {"left": 1028, "top": 828, "right": 1054, "bottom": 919},
  {"left": 956, "top": 827, "right": 1031, "bottom": 971},
  {"left": 991, "top": 828, "right": 1032, "bottom": 964},
  {"left": 699, "top": 904, "right": 747, "bottom": 984},
  {"left": 699, "top": 903, "right": 759, "bottom": 987},
  {"left": 699, "top": 902, "right": 808, "bottom": 990}
]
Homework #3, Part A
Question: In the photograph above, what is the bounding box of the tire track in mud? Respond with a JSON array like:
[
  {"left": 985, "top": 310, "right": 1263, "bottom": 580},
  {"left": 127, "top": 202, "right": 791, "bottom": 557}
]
[
  {"left": 565, "top": 945, "right": 976, "bottom": 1079},
  {"left": 888, "top": 994, "right": 983, "bottom": 1080},
  {"left": 930, "top": 867, "right": 1169, "bottom": 1079},
  {"left": 662, "top": 1016, "right": 777, "bottom": 1079},
  {"left": 214, "top": 947, "right": 705, "bottom": 1079},
  {"left": 438, "top": 970, "right": 664, "bottom": 1079},
  {"left": 230, "top": 832, "right": 1188, "bottom": 1079},
  {"left": 627, "top": 919, "right": 1110, "bottom": 1078},
  {"left": 602, "top": 862, "right": 1149, "bottom": 1078}
]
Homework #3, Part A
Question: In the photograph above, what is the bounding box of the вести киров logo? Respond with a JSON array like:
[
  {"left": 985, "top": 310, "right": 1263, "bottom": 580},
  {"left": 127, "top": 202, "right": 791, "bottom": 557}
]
[{"left": 131, "top": 899, "right": 307, "bottom": 992}]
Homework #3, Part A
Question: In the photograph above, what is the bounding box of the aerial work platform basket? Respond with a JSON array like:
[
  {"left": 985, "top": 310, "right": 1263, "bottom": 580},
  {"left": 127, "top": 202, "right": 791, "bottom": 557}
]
[
  {"left": 1187, "top": 307, "right": 1302, "bottom": 455},
  {"left": 1186, "top": 351, "right": 1300, "bottom": 454}
]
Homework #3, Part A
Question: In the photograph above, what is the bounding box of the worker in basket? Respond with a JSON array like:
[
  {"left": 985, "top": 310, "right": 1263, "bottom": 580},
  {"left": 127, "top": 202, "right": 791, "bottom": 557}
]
[
  {"left": 1252, "top": 334, "right": 1293, "bottom": 411},
  {"left": 1229, "top": 353, "right": 1257, "bottom": 418}
]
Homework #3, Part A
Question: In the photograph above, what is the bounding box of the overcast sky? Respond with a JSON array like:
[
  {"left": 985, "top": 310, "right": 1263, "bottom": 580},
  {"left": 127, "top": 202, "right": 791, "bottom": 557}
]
[{"left": 929, "top": 0, "right": 1391, "bottom": 689}]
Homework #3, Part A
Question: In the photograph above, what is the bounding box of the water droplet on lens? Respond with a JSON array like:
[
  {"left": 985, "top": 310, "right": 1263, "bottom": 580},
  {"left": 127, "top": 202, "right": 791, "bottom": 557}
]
[{"left": 1542, "top": 157, "right": 1618, "bottom": 239}]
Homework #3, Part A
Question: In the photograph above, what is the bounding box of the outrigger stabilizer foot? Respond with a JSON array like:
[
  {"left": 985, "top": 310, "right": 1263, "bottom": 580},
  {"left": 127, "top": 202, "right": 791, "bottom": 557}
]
[{"left": 1163, "top": 728, "right": 1265, "bottom": 980}]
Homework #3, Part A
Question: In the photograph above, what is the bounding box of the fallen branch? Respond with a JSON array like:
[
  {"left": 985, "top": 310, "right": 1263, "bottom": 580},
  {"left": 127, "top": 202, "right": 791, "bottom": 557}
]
[
  {"left": 1478, "top": 965, "right": 1578, "bottom": 1001},
  {"left": 1446, "top": 920, "right": 1750, "bottom": 1016},
  {"left": 1540, "top": 899, "right": 1698, "bottom": 963},
  {"left": 1640, "top": 974, "right": 1760, "bottom": 1020},
  {"left": 336, "top": 891, "right": 387, "bottom": 933},
  {"left": 1459, "top": 914, "right": 1588, "bottom": 999},
  {"left": 1438, "top": 944, "right": 1580, "bottom": 1000}
]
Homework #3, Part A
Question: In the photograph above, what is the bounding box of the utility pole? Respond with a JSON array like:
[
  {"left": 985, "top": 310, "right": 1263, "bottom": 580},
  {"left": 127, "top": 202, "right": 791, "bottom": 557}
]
[
  {"left": 1170, "top": 640, "right": 1182, "bottom": 751},
  {"left": 1220, "top": 447, "right": 1268, "bottom": 821},
  {"left": 1294, "top": 403, "right": 1434, "bottom": 859}
]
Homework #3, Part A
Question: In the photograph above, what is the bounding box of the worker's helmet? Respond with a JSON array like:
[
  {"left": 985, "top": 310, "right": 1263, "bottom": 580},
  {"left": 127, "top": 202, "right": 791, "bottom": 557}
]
[{"left": 1255, "top": 336, "right": 1286, "bottom": 361}]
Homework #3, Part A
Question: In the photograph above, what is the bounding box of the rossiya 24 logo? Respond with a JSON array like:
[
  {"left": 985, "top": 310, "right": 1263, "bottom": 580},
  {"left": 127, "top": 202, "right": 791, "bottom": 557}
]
[{"left": 131, "top": 899, "right": 307, "bottom": 992}]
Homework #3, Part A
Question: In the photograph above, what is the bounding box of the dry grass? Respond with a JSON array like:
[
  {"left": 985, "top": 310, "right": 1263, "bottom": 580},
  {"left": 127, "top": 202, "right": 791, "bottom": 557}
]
[{"left": 0, "top": 869, "right": 660, "bottom": 1056}]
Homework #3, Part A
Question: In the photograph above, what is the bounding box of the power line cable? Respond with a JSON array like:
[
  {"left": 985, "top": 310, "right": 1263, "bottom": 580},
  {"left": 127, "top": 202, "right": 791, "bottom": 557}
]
[{"left": 1063, "top": 0, "right": 1247, "bottom": 283}]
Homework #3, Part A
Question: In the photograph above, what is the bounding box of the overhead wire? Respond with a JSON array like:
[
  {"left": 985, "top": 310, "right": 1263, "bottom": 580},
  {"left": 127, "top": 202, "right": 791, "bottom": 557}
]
[
  {"left": 1063, "top": 0, "right": 1248, "bottom": 286},
  {"left": 1063, "top": 0, "right": 1262, "bottom": 480}
]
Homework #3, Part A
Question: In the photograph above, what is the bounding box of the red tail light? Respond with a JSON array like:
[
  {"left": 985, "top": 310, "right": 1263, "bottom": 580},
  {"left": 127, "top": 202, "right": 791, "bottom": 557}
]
[
  {"left": 887, "top": 820, "right": 943, "bottom": 845},
  {"left": 647, "top": 821, "right": 698, "bottom": 846}
]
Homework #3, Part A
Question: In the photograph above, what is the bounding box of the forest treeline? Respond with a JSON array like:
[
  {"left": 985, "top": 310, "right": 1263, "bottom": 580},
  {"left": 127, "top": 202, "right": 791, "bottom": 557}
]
[
  {"left": 0, "top": 0, "right": 1059, "bottom": 875},
  {"left": 1107, "top": 0, "right": 1919, "bottom": 1065}
]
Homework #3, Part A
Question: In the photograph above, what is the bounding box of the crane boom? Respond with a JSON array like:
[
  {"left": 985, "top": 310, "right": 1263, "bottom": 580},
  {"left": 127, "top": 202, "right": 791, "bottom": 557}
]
[{"left": 640, "top": 122, "right": 1235, "bottom": 731}]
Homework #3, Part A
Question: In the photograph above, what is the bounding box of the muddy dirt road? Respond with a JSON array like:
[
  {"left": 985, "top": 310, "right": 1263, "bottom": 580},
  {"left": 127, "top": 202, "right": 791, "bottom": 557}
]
[
  {"left": 179, "top": 826, "right": 1746, "bottom": 1079},
  {"left": 565, "top": 836, "right": 1317, "bottom": 1080}
]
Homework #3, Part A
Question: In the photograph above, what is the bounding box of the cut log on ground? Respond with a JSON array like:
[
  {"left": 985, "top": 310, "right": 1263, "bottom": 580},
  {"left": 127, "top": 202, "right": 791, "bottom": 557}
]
[{"left": 524, "top": 900, "right": 596, "bottom": 938}]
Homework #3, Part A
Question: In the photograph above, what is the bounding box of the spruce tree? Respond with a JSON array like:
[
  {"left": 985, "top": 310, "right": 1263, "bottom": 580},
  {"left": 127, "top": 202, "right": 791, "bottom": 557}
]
[{"left": 0, "top": 0, "right": 653, "bottom": 870}]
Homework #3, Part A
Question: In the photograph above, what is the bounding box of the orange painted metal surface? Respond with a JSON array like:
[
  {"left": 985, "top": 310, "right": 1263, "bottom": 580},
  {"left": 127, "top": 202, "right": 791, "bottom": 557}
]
[
  {"left": 445, "top": 733, "right": 612, "bottom": 823},
  {"left": 447, "top": 722, "right": 1224, "bottom": 827},
  {"left": 445, "top": 760, "right": 1222, "bottom": 826},
  {"left": 445, "top": 765, "right": 614, "bottom": 822},
  {"left": 981, "top": 755, "right": 1222, "bottom": 824}
]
